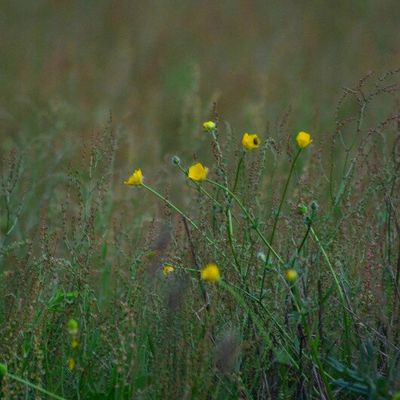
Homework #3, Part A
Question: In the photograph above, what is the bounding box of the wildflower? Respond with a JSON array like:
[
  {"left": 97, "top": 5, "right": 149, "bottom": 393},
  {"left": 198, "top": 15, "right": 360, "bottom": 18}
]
[
  {"left": 203, "top": 120, "right": 216, "bottom": 132},
  {"left": 297, "top": 204, "right": 308, "bottom": 216},
  {"left": 171, "top": 155, "right": 181, "bottom": 166},
  {"left": 71, "top": 339, "right": 79, "bottom": 349},
  {"left": 163, "top": 265, "right": 174, "bottom": 276},
  {"left": 67, "top": 319, "right": 79, "bottom": 336},
  {"left": 201, "top": 263, "right": 221, "bottom": 283},
  {"left": 285, "top": 269, "right": 298, "bottom": 282},
  {"left": 242, "top": 133, "right": 261, "bottom": 150},
  {"left": 124, "top": 169, "right": 143, "bottom": 186},
  {"left": 257, "top": 252, "right": 266, "bottom": 263},
  {"left": 188, "top": 162, "right": 208, "bottom": 181},
  {"left": 296, "top": 131, "right": 312, "bottom": 149},
  {"left": 67, "top": 357, "right": 76, "bottom": 371},
  {"left": 310, "top": 201, "right": 318, "bottom": 212},
  {"left": 0, "top": 363, "right": 7, "bottom": 377}
]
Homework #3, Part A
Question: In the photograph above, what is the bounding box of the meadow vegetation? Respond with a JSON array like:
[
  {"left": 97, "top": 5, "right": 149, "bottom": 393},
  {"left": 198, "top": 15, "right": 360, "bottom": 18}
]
[{"left": 1, "top": 2, "right": 400, "bottom": 399}]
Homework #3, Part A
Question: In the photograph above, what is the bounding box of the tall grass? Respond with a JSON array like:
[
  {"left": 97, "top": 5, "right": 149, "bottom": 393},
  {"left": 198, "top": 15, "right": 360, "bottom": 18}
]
[{"left": 1, "top": 70, "right": 400, "bottom": 399}]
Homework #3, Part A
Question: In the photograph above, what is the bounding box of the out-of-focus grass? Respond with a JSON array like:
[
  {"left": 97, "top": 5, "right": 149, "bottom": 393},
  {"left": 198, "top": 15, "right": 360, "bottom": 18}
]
[{"left": 1, "top": 1, "right": 399, "bottom": 151}]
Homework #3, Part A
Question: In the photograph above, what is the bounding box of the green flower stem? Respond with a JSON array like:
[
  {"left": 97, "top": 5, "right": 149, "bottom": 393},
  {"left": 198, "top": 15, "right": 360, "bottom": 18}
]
[
  {"left": 310, "top": 227, "right": 351, "bottom": 310},
  {"left": 226, "top": 208, "right": 243, "bottom": 277},
  {"left": 288, "top": 220, "right": 313, "bottom": 270},
  {"left": 176, "top": 164, "right": 224, "bottom": 210},
  {"left": 259, "top": 149, "right": 302, "bottom": 299},
  {"left": 297, "top": 221, "right": 312, "bottom": 255},
  {"left": 6, "top": 372, "right": 66, "bottom": 400},
  {"left": 290, "top": 285, "right": 334, "bottom": 400},
  {"left": 220, "top": 281, "right": 299, "bottom": 369},
  {"left": 177, "top": 164, "right": 243, "bottom": 277},
  {"left": 211, "top": 130, "right": 224, "bottom": 167},
  {"left": 141, "top": 183, "right": 218, "bottom": 252},
  {"left": 232, "top": 151, "right": 245, "bottom": 194},
  {"left": 310, "top": 227, "right": 353, "bottom": 359},
  {"left": 210, "top": 139, "right": 244, "bottom": 273},
  {"left": 227, "top": 151, "right": 245, "bottom": 276},
  {"left": 198, "top": 185, "right": 223, "bottom": 208},
  {"left": 205, "top": 179, "right": 284, "bottom": 264},
  {"left": 177, "top": 162, "right": 240, "bottom": 227},
  {"left": 269, "top": 148, "right": 302, "bottom": 243},
  {"left": 182, "top": 268, "right": 327, "bottom": 384}
]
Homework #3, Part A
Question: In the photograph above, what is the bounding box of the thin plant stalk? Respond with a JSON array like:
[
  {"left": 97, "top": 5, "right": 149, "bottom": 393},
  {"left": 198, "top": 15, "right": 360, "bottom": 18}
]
[
  {"left": 259, "top": 149, "right": 302, "bottom": 299},
  {"left": 205, "top": 178, "right": 284, "bottom": 264},
  {"left": 232, "top": 151, "right": 245, "bottom": 193},
  {"left": 177, "top": 163, "right": 243, "bottom": 277},
  {"left": 6, "top": 372, "right": 66, "bottom": 400},
  {"left": 141, "top": 183, "right": 220, "bottom": 253}
]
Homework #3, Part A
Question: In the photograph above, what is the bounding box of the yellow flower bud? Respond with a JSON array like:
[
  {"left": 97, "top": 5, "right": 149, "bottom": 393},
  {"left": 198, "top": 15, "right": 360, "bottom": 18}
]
[
  {"left": 285, "top": 269, "right": 298, "bottom": 282},
  {"left": 163, "top": 265, "right": 174, "bottom": 276},
  {"left": 296, "top": 131, "right": 312, "bottom": 149},
  {"left": 67, "top": 357, "right": 76, "bottom": 371},
  {"left": 203, "top": 121, "right": 216, "bottom": 132}
]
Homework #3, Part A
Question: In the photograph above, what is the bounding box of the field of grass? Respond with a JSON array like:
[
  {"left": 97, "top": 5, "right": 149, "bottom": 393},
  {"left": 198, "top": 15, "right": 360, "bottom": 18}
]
[{"left": 1, "top": 1, "right": 400, "bottom": 399}]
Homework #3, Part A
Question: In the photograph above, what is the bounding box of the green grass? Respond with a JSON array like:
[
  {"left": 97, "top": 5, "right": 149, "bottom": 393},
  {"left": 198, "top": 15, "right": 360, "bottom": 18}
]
[{"left": 1, "top": 2, "right": 400, "bottom": 399}]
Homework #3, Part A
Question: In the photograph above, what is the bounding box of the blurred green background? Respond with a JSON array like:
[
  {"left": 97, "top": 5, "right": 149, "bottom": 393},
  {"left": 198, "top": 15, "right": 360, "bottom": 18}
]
[{"left": 1, "top": 0, "right": 399, "bottom": 159}]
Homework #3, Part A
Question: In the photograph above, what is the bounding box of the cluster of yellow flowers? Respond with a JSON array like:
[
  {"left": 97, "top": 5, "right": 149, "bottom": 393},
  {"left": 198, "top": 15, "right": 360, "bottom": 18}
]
[
  {"left": 124, "top": 129, "right": 312, "bottom": 187},
  {"left": 124, "top": 122, "right": 313, "bottom": 285}
]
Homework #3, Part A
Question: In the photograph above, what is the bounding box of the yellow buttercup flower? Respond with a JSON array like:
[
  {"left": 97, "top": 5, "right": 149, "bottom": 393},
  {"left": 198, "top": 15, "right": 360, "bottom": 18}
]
[
  {"left": 201, "top": 263, "right": 221, "bottom": 283},
  {"left": 285, "top": 269, "right": 298, "bottom": 282},
  {"left": 296, "top": 131, "right": 312, "bottom": 149},
  {"left": 242, "top": 133, "right": 261, "bottom": 150},
  {"left": 163, "top": 265, "right": 174, "bottom": 276},
  {"left": 188, "top": 162, "right": 208, "bottom": 181},
  {"left": 67, "top": 357, "right": 76, "bottom": 371},
  {"left": 124, "top": 169, "right": 143, "bottom": 186},
  {"left": 203, "top": 121, "right": 216, "bottom": 132}
]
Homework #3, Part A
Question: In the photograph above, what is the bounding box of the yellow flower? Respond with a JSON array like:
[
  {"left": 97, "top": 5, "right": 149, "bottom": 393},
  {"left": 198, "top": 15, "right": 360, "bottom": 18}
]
[
  {"left": 296, "top": 131, "right": 312, "bottom": 149},
  {"left": 188, "top": 162, "right": 208, "bottom": 181},
  {"left": 71, "top": 339, "right": 79, "bottom": 349},
  {"left": 163, "top": 265, "right": 174, "bottom": 276},
  {"left": 285, "top": 269, "right": 298, "bottom": 282},
  {"left": 203, "top": 121, "right": 216, "bottom": 132},
  {"left": 124, "top": 169, "right": 143, "bottom": 186},
  {"left": 67, "top": 357, "right": 76, "bottom": 371},
  {"left": 67, "top": 319, "right": 78, "bottom": 336},
  {"left": 242, "top": 133, "right": 261, "bottom": 150},
  {"left": 201, "top": 263, "right": 221, "bottom": 283}
]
